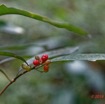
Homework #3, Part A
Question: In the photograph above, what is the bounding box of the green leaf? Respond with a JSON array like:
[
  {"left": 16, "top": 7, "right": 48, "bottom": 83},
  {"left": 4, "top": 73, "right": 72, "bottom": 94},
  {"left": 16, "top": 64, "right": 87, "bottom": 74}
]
[
  {"left": 0, "top": 57, "right": 14, "bottom": 65},
  {"left": 51, "top": 54, "right": 105, "bottom": 62},
  {"left": 0, "top": 51, "right": 28, "bottom": 65},
  {"left": 0, "top": 4, "right": 88, "bottom": 35},
  {"left": 26, "top": 47, "right": 79, "bottom": 65},
  {"left": 0, "top": 44, "right": 32, "bottom": 50},
  {"left": 0, "top": 69, "right": 11, "bottom": 82}
]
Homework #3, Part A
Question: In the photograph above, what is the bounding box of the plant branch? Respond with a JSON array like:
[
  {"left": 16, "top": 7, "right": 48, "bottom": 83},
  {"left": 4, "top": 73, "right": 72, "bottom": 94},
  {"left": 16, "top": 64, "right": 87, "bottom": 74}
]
[
  {"left": 0, "top": 65, "right": 44, "bottom": 96},
  {"left": 0, "top": 70, "right": 27, "bottom": 95}
]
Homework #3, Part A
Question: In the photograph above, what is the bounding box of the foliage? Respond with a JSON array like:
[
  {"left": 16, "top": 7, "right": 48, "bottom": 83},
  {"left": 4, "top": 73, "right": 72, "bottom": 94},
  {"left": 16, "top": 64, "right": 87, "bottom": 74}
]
[
  {"left": 0, "top": 1, "right": 105, "bottom": 104},
  {"left": 0, "top": 4, "right": 88, "bottom": 35}
]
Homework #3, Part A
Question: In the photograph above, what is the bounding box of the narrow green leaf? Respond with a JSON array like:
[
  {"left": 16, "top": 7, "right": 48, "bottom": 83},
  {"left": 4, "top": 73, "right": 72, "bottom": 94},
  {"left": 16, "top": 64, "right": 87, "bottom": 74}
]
[
  {"left": 0, "top": 4, "right": 88, "bottom": 35},
  {"left": 0, "top": 69, "right": 11, "bottom": 82},
  {"left": 26, "top": 47, "right": 79, "bottom": 65},
  {"left": 0, "top": 58, "right": 14, "bottom": 65},
  {"left": 0, "top": 44, "right": 32, "bottom": 50},
  {"left": 0, "top": 51, "right": 28, "bottom": 65},
  {"left": 51, "top": 54, "right": 105, "bottom": 62}
]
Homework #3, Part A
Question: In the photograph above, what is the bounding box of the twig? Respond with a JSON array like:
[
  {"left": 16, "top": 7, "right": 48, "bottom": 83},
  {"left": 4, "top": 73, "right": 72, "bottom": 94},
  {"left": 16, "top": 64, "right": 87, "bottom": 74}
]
[
  {"left": 0, "top": 65, "right": 44, "bottom": 96},
  {"left": 0, "top": 70, "right": 27, "bottom": 95}
]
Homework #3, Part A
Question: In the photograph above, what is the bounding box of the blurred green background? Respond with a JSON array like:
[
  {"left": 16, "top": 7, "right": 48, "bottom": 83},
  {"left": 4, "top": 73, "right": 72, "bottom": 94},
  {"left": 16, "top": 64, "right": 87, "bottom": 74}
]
[{"left": 0, "top": 0, "right": 105, "bottom": 104}]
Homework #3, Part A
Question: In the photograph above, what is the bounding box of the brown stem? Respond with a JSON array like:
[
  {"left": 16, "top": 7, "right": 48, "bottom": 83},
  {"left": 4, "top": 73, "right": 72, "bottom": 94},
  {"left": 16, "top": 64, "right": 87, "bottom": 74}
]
[
  {"left": 0, "top": 64, "right": 45, "bottom": 96},
  {"left": 0, "top": 71, "right": 27, "bottom": 96},
  {"left": 0, "top": 81, "right": 13, "bottom": 95}
]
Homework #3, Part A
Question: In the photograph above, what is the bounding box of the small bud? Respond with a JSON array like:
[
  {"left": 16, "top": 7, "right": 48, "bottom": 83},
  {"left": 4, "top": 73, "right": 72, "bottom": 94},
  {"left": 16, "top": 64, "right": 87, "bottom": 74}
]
[
  {"left": 44, "top": 60, "right": 51, "bottom": 65},
  {"left": 35, "top": 56, "right": 40, "bottom": 60},
  {"left": 22, "top": 63, "right": 31, "bottom": 71}
]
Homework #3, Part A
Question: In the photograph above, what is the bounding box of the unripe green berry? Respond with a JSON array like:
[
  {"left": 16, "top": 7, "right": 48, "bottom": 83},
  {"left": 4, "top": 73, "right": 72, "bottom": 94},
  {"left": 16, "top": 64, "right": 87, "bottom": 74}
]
[{"left": 22, "top": 64, "right": 31, "bottom": 71}]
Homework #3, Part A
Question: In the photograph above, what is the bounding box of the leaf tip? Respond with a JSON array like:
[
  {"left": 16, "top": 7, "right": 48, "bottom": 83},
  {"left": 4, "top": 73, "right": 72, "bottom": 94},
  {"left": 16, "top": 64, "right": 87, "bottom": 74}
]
[{"left": 0, "top": 4, "right": 6, "bottom": 7}]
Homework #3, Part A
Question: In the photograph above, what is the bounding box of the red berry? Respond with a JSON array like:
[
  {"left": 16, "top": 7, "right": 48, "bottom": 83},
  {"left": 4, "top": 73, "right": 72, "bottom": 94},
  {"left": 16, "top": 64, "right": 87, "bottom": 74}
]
[
  {"left": 33, "top": 60, "right": 40, "bottom": 66},
  {"left": 41, "top": 54, "right": 48, "bottom": 62},
  {"left": 43, "top": 65, "right": 49, "bottom": 72}
]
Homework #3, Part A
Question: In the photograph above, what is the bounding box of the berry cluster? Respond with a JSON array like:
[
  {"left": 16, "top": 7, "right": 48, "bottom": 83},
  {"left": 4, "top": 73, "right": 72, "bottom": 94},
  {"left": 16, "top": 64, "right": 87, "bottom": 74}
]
[{"left": 33, "top": 54, "right": 50, "bottom": 72}]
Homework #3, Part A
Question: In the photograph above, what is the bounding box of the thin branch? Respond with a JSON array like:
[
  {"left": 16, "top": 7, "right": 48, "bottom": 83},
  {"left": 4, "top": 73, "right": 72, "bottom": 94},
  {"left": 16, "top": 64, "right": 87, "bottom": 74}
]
[
  {"left": 0, "top": 65, "right": 44, "bottom": 96},
  {"left": 0, "top": 70, "right": 27, "bottom": 95},
  {"left": 0, "top": 69, "right": 11, "bottom": 82}
]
